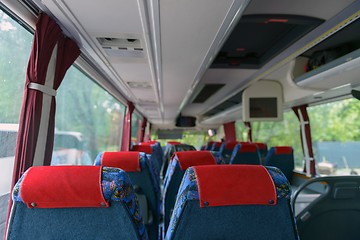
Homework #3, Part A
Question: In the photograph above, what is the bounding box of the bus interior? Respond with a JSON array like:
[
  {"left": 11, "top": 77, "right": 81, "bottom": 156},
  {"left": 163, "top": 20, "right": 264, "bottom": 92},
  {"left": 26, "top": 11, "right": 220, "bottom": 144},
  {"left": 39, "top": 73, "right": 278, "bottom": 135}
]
[{"left": 2, "top": 0, "right": 360, "bottom": 239}]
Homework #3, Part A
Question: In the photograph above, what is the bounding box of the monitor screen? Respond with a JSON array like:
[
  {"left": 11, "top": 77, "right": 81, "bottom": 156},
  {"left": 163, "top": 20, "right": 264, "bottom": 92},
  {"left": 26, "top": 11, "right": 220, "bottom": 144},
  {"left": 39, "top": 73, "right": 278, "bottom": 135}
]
[{"left": 249, "top": 97, "right": 278, "bottom": 118}]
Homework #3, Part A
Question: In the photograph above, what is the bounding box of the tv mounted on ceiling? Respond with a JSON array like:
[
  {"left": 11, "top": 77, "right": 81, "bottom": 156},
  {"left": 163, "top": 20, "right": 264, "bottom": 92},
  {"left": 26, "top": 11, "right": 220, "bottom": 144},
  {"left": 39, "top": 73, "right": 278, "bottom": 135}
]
[{"left": 242, "top": 80, "right": 283, "bottom": 121}]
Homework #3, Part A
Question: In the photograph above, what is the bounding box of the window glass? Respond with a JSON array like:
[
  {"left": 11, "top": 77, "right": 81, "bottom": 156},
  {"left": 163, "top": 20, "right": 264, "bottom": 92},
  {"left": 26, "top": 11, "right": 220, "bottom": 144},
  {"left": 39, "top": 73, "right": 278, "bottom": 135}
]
[
  {"left": 0, "top": 10, "right": 32, "bottom": 195},
  {"left": 131, "top": 113, "right": 140, "bottom": 144},
  {"left": 235, "top": 122, "right": 249, "bottom": 141},
  {"left": 152, "top": 131, "right": 206, "bottom": 150},
  {"left": 308, "top": 98, "right": 360, "bottom": 176},
  {"left": 236, "top": 111, "right": 304, "bottom": 169},
  {"left": 53, "top": 67, "right": 125, "bottom": 165}
]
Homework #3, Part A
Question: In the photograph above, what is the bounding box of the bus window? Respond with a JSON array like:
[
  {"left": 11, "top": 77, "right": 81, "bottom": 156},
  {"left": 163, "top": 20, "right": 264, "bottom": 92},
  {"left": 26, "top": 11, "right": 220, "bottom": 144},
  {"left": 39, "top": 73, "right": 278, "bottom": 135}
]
[
  {"left": 54, "top": 67, "right": 126, "bottom": 165},
  {"left": 236, "top": 111, "right": 304, "bottom": 170},
  {"left": 308, "top": 98, "right": 360, "bottom": 176},
  {"left": 131, "top": 113, "right": 141, "bottom": 144},
  {"left": 153, "top": 130, "right": 207, "bottom": 150},
  {"left": 0, "top": 9, "right": 32, "bottom": 193}
]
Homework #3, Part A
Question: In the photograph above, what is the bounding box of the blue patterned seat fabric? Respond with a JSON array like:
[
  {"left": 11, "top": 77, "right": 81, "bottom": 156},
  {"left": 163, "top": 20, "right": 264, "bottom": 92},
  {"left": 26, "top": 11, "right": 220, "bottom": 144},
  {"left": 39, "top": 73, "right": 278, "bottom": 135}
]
[
  {"left": 94, "top": 152, "right": 160, "bottom": 193},
  {"left": 230, "top": 143, "right": 261, "bottom": 165},
  {"left": 265, "top": 146, "right": 295, "bottom": 182},
  {"left": 94, "top": 152, "right": 160, "bottom": 240},
  {"left": 165, "top": 166, "right": 294, "bottom": 240},
  {"left": 12, "top": 166, "right": 148, "bottom": 240}
]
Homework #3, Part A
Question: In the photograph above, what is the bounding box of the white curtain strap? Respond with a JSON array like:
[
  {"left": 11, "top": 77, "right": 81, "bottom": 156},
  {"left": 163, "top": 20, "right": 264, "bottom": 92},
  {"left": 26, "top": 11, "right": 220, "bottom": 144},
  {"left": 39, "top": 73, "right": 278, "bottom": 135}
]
[{"left": 28, "top": 82, "right": 57, "bottom": 97}]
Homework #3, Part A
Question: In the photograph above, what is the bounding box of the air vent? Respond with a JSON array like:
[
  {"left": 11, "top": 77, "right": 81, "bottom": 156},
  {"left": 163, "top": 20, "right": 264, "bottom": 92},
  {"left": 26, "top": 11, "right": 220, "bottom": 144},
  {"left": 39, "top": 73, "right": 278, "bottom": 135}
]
[
  {"left": 127, "top": 82, "right": 152, "bottom": 88},
  {"left": 204, "top": 91, "right": 243, "bottom": 117},
  {"left": 97, "top": 37, "right": 144, "bottom": 58},
  {"left": 192, "top": 84, "right": 225, "bottom": 103}
]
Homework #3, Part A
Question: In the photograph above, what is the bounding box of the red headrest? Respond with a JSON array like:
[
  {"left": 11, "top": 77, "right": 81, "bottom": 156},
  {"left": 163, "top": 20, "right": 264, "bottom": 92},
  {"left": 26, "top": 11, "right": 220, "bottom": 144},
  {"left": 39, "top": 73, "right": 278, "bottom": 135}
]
[
  {"left": 193, "top": 165, "right": 277, "bottom": 208},
  {"left": 132, "top": 145, "right": 153, "bottom": 154},
  {"left": 239, "top": 143, "right": 257, "bottom": 152},
  {"left": 213, "top": 142, "right": 222, "bottom": 148},
  {"left": 101, "top": 152, "right": 141, "bottom": 172},
  {"left": 225, "top": 141, "right": 238, "bottom": 150},
  {"left": 168, "top": 141, "right": 181, "bottom": 145},
  {"left": 274, "top": 146, "right": 293, "bottom": 155},
  {"left": 254, "top": 142, "right": 267, "bottom": 150},
  {"left": 20, "top": 166, "right": 108, "bottom": 208},
  {"left": 175, "top": 151, "right": 216, "bottom": 171}
]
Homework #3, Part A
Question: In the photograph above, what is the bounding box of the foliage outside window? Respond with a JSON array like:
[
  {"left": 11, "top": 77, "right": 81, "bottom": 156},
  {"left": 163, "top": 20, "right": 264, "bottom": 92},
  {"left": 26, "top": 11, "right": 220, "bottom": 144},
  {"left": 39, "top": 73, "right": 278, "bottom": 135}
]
[
  {"left": 54, "top": 67, "right": 125, "bottom": 165},
  {"left": 0, "top": 10, "right": 32, "bottom": 196},
  {"left": 152, "top": 131, "right": 207, "bottom": 150},
  {"left": 131, "top": 113, "right": 140, "bottom": 144},
  {"left": 308, "top": 98, "right": 360, "bottom": 176},
  {"left": 235, "top": 111, "right": 304, "bottom": 169}
]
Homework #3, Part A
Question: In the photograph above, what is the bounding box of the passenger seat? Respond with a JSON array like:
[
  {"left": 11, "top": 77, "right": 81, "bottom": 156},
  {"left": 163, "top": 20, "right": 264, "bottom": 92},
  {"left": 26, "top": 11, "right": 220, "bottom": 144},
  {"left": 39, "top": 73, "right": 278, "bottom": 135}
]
[
  {"left": 94, "top": 151, "right": 160, "bottom": 240},
  {"left": 165, "top": 165, "right": 298, "bottom": 240},
  {"left": 6, "top": 166, "right": 148, "bottom": 240}
]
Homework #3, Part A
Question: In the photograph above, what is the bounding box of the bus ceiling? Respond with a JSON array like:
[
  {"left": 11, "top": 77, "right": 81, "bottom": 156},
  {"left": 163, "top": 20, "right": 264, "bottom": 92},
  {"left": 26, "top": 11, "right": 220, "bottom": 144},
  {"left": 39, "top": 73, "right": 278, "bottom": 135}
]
[{"left": 4, "top": 0, "right": 360, "bottom": 128}]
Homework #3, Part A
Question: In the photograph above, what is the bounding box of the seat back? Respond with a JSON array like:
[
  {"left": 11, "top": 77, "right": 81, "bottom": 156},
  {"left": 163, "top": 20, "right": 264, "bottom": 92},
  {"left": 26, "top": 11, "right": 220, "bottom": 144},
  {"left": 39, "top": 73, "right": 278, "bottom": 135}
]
[
  {"left": 293, "top": 176, "right": 360, "bottom": 240},
  {"left": 6, "top": 166, "right": 147, "bottom": 240},
  {"left": 254, "top": 142, "right": 268, "bottom": 164},
  {"left": 163, "top": 151, "right": 217, "bottom": 234},
  {"left": 210, "top": 141, "right": 222, "bottom": 151},
  {"left": 132, "top": 144, "right": 161, "bottom": 178},
  {"left": 265, "top": 146, "right": 294, "bottom": 182},
  {"left": 230, "top": 143, "right": 261, "bottom": 165},
  {"left": 165, "top": 165, "right": 298, "bottom": 240},
  {"left": 204, "top": 141, "right": 214, "bottom": 150},
  {"left": 162, "top": 143, "right": 196, "bottom": 179},
  {"left": 140, "top": 142, "right": 164, "bottom": 170},
  {"left": 218, "top": 141, "right": 239, "bottom": 163},
  {"left": 95, "top": 151, "right": 160, "bottom": 240}
]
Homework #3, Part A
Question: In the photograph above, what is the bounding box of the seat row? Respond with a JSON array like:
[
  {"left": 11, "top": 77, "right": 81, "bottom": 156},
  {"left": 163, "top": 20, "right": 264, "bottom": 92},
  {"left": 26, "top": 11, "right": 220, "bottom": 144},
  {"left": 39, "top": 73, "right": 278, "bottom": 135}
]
[
  {"left": 6, "top": 160, "right": 298, "bottom": 240},
  {"left": 6, "top": 141, "right": 298, "bottom": 240},
  {"left": 203, "top": 141, "right": 295, "bottom": 182}
]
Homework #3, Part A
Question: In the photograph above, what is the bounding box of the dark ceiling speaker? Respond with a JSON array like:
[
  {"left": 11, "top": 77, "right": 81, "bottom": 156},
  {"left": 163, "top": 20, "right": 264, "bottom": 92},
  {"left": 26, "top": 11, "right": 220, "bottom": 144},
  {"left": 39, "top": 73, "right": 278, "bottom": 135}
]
[{"left": 175, "top": 116, "right": 196, "bottom": 127}]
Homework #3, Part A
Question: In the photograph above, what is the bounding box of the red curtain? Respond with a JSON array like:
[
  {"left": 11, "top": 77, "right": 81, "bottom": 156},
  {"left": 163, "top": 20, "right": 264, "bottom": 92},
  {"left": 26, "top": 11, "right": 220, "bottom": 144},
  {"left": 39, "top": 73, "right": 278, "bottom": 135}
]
[
  {"left": 6, "top": 13, "right": 80, "bottom": 235},
  {"left": 223, "top": 121, "right": 236, "bottom": 142},
  {"left": 292, "top": 105, "right": 316, "bottom": 176},
  {"left": 12, "top": 13, "right": 80, "bottom": 185},
  {"left": 121, "top": 102, "right": 135, "bottom": 151},
  {"left": 138, "top": 117, "right": 147, "bottom": 143}
]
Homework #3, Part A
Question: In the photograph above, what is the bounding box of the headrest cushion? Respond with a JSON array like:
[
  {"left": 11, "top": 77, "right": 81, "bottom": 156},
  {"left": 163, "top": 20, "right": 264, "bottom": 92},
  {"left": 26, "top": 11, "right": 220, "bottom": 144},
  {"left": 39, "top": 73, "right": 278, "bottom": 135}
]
[
  {"left": 225, "top": 142, "right": 238, "bottom": 150},
  {"left": 254, "top": 142, "right": 267, "bottom": 150},
  {"left": 132, "top": 145, "right": 152, "bottom": 154},
  {"left": 101, "top": 152, "right": 141, "bottom": 172},
  {"left": 20, "top": 166, "right": 108, "bottom": 208},
  {"left": 175, "top": 151, "right": 216, "bottom": 171},
  {"left": 239, "top": 143, "right": 257, "bottom": 152},
  {"left": 274, "top": 146, "right": 293, "bottom": 155},
  {"left": 193, "top": 165, "right": 277, "bottom": 207}
]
